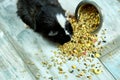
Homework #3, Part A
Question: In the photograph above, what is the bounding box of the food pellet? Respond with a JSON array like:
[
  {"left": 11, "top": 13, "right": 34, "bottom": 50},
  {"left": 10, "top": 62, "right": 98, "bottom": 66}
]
[
  {"left": 69, "top": 70, "right": 74, "bottom": 73},
  {"left": 59, "top": 71, "right": 65, "bottom": 74},
  {"left": 87, "top": 76, "right": 92, "bottom": 80},
  {"left": 79, "top": 71, "right": 85, "bottom": 76},
  {"left": 95, "top": 53, "right": 101, "bottom": 58},
  {"left": 93, "top": 69, "right": 102, "bottom": 74},
  {"left": 72, "top": 65, "right": 77, "bottom": 69},
  {"left": 58, "top": 67, "right": 63, "bottom": 71}
]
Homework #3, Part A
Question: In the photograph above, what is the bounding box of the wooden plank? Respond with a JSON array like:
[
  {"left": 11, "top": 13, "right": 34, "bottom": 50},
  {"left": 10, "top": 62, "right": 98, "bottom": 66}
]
[
  {"left": 100, "top": 49, "right": 120, "bottom": 80},
  {"left": 99, "top": 36, "right": 120, "bottom": 58},
  {"left": 0, "top": 0, "right": 120, "bottom": 80},
  {"left": 0, "top": 30, "right": 33, "bottom": 80}
]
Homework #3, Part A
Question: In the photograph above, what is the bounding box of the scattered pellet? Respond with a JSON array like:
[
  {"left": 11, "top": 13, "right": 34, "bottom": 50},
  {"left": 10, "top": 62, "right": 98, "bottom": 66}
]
[
  {"left": 87, "top": 76, "right": 92, "bottom": 80},
  {"left": 95, "top": 53, "right": 101, "bottom": 58},
  {"left": 69, "top": 70, "right": 74, "bottom": 73},
  {"left": 93, "top": 69, "right": 102, "bottom": 74},
  {"left": 72, "top": 65, "right": 77, "bottom": 69}
]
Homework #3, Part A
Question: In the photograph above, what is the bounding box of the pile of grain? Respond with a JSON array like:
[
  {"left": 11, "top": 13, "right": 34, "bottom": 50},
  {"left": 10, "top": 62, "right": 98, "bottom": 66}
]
[{"left": 59, "top": 4, "right": 100, "bottom": 57}]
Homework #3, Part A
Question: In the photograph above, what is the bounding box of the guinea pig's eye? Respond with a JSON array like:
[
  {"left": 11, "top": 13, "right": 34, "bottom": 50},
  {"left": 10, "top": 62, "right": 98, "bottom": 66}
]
[{"left": 48, "top": 30, "right": 58, "bottom": 36}]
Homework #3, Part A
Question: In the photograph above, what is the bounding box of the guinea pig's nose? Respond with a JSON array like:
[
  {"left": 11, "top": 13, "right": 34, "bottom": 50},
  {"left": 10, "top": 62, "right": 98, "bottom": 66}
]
[
  {"left": 60, "top": 35, "right": 71, "bottom": 45},
  {"left": 67, "top": 35, "right": 71, "bottom": 41}
]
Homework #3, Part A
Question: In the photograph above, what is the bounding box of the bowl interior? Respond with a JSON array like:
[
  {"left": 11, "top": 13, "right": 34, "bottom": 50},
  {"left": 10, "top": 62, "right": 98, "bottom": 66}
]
[{"left": 75, "top": 1, "right": 103, "bottom": 34}]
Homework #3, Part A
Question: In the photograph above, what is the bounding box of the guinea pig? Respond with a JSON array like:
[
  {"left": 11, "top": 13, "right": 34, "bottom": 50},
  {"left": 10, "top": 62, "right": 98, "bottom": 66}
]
[{"left": 17, "top": 0, "right": 73, "bottom": 44}]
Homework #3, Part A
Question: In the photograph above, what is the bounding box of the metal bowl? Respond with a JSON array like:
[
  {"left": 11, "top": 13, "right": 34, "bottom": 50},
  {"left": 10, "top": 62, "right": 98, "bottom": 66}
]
[{"left": 75, "top": 0, "right": 103, "bottom": 34}]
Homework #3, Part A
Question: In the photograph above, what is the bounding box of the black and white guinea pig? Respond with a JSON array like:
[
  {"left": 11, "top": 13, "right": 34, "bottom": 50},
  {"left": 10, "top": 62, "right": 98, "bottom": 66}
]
[{"left": 17, "top": 0, "right": 73, "bottom": 44}]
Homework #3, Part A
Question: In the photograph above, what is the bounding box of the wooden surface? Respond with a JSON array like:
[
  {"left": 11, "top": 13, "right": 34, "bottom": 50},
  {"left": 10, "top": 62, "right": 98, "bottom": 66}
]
[{"left": 0, "top": 0, "right": 120, "bottom": 80}]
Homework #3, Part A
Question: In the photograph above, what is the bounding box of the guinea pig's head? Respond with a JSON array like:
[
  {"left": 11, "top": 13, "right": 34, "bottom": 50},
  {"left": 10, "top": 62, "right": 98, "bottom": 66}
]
[
  {"left": 35, "top": 10, "right": 73, "bottom": 44},
  {"left": 48, "top": 14, "right": 73, "bottom": 44}
]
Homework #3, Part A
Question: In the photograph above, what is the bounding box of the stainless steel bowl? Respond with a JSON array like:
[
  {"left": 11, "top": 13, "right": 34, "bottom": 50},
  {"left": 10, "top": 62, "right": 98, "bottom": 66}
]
[{"left": 75, "top": 0, "right": 103, "bottom": 34}]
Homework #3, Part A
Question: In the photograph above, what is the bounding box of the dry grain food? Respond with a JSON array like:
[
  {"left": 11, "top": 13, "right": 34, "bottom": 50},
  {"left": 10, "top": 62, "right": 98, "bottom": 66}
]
[
  {"left": 59, "top": 4, "right": 100, "bottom": 57},
  {"left": 79, "top": 4, "right": 100, "bottom": 33}
]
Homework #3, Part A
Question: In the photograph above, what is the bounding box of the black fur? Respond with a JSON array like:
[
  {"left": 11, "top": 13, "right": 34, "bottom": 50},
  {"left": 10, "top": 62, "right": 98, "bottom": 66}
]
[{"left": 17, "top": 0, "right": 73, "bottom": 44}]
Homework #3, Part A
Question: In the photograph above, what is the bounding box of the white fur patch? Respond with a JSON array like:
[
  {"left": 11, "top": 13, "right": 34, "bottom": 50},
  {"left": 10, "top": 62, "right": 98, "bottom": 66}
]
[
  {"left": 56, "top": 13, "right": 66, "bottom": 29},
  {"left": 56, "top": 13, "right": 70, "bottom": 36},
  {"left": 65, "top": 30, "right": 70, "bottom": 35}
]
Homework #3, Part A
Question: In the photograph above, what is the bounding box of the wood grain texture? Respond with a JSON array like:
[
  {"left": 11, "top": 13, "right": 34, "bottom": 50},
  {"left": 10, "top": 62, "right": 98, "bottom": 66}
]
[
  {"left": 0, "top": 0, "right": 120, "bottom": 80},
  {"left": 100, "top": 49, "right": 120, "bottom": 80}
]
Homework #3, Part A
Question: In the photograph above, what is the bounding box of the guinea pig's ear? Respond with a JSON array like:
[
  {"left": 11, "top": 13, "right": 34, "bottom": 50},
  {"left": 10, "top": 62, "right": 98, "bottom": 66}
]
[{"left": 48, "top": 30, "right": 58, "bottom": 36}]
